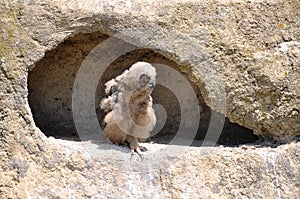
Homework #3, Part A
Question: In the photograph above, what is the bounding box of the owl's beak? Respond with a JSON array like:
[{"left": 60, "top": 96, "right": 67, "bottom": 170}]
[{"left": 148, "top": 82, "right": 155, "bottom": 89}]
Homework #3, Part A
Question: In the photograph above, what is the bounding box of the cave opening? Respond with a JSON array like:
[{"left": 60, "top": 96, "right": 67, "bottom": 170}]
[{"left": 28, "top": 31, "right": 258, "bottom": 146}]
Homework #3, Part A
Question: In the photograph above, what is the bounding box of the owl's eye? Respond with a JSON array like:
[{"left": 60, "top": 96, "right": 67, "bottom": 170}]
[{"left": 140, "top": 74, "right": 150, "bottom": 86}]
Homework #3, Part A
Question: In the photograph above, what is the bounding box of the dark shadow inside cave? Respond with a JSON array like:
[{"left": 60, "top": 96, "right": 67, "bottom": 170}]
[{"left": 28, "top": 31, "right": 258, "bottom": 146}]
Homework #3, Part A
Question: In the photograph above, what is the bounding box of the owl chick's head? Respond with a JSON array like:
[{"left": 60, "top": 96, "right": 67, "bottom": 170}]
[{"left": 122, "top": 62, "right": 156, "bottom": 95}]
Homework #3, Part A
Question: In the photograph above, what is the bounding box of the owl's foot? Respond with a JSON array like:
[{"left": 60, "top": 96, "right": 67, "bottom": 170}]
[
  {"left": 127, "top": 135, "right": 148, "bottom": 161},
  {"left": 130, "top": 146, "right": 144, "bottom": 161}
]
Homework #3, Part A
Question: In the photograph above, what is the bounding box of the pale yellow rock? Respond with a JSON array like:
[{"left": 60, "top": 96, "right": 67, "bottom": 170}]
[{"left": 0, "top": 0, "right": 299, "bottom": 198}]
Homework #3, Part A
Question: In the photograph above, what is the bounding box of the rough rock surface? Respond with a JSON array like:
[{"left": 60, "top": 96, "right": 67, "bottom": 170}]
[
  {"left": 2, "top": 138, "right": 300, "bottom": 198},
  {"left": 0, "top": 0, "right": 299, "bottom": 198}
]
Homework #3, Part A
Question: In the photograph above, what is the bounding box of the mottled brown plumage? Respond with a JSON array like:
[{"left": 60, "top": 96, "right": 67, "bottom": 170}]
[{"left": 100, "top": 62, "right": 156, "bottom": 159}]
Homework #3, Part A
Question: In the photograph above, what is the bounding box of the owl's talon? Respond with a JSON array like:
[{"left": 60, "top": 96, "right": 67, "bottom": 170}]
[{"left": 130, "top": 148, "right": 144, "bottom": 161}]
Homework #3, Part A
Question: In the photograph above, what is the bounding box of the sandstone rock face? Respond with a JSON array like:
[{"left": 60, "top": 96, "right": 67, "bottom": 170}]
[
  {"left": 3, "top": 139, "right": 300, "bottom": 199},
  {"left": 0, "top": 0, "right": 299, "bottom": 198}
]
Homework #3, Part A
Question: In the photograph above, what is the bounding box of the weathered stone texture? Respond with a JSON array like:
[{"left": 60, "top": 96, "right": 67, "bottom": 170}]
[{"left": 0, "top": 0, "right": 299, "bottom": 198}]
